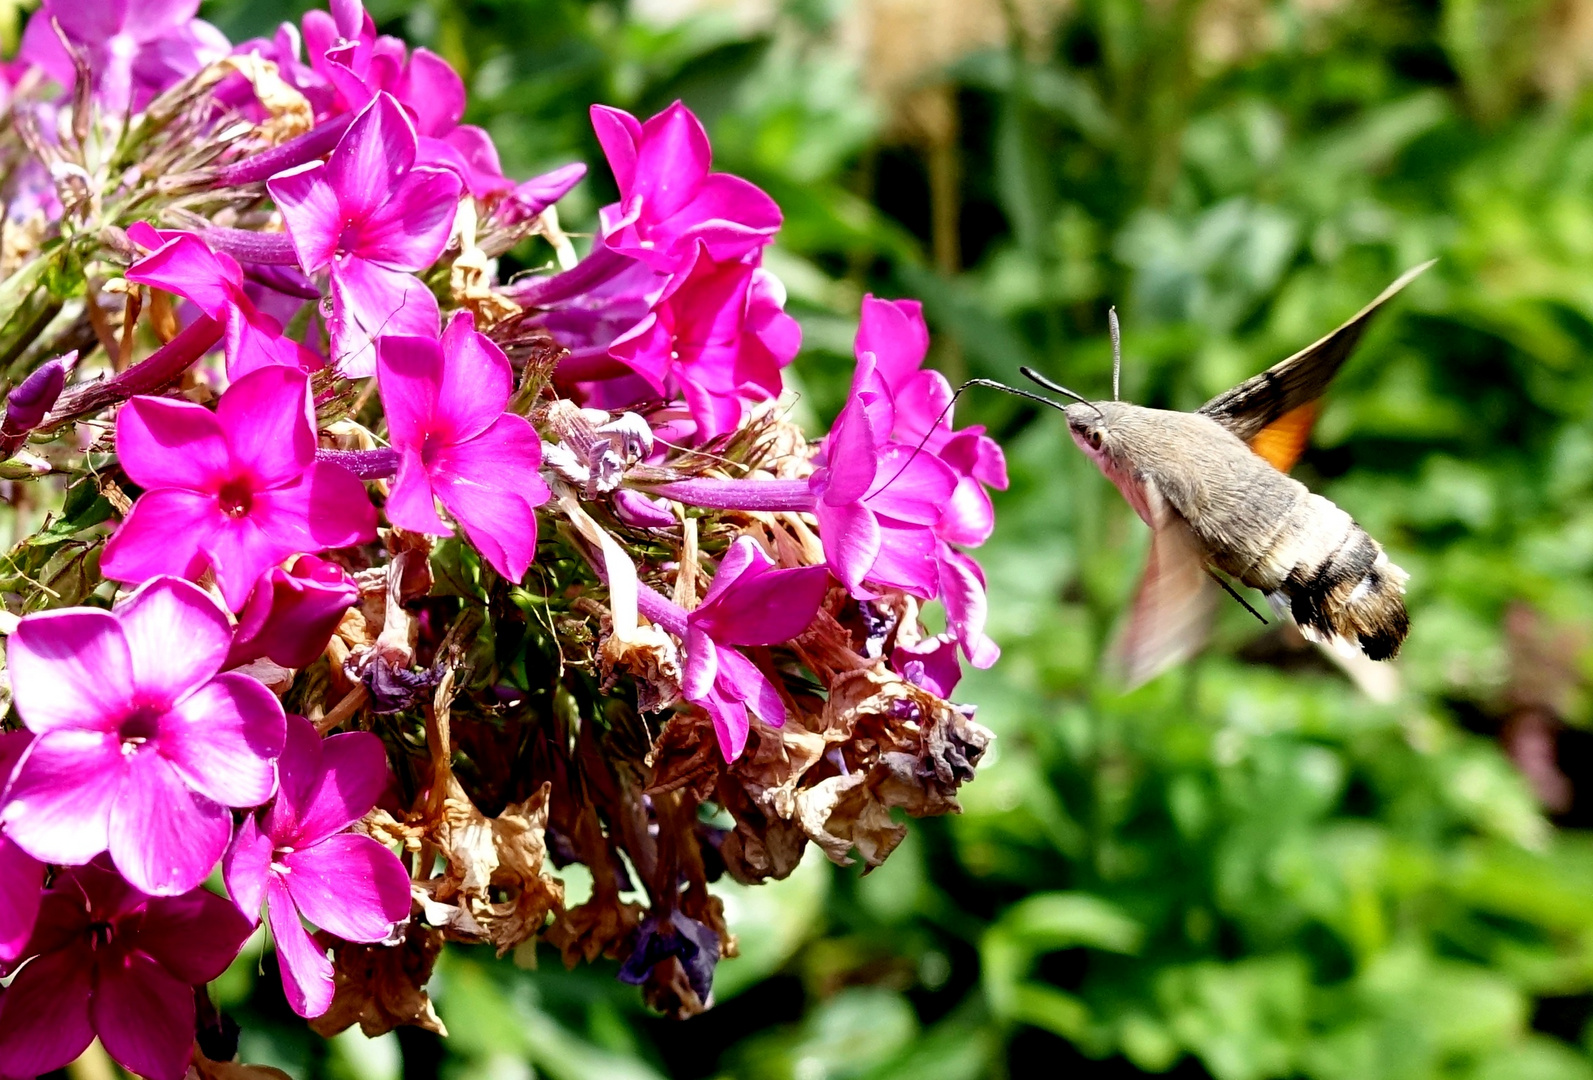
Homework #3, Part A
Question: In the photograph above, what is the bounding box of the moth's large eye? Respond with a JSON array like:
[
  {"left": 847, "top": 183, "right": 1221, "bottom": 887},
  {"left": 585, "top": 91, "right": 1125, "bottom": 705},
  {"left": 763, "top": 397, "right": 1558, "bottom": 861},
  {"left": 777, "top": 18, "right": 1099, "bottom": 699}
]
[{"left": 1086, "top": 430, "right": 1103, "bottom": 451}]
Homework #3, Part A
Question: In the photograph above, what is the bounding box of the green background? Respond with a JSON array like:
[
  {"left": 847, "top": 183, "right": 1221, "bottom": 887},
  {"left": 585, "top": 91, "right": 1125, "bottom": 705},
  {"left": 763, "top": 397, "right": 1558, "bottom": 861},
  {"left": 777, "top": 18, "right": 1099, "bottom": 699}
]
[{"left": 181, "top": 0, "right": 1593, "bottom": 1076}]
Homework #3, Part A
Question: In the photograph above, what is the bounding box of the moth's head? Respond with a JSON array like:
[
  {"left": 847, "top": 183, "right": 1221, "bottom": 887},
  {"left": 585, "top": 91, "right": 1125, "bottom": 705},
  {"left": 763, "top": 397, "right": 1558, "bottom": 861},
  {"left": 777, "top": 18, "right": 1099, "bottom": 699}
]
[{"left": 1064, "top": 400, "right": 1134, "bottom": 467}]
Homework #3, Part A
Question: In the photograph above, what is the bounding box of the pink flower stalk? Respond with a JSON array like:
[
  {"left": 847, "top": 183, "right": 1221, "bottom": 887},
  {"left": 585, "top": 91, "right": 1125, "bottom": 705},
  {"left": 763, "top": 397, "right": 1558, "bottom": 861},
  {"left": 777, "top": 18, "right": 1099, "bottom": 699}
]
[
  {"left": 18, "top": 0, "right": 229, "bottom": 115},
  {"left": 644, "top": 536, "right": 828, "bottom": 761},
  {"left": 0, "top": 577, "right": 287, "bottom": 895},
  {"left": 810, "top": 354, "right": 958, "bottom": 598},
  {"left": 377, "top": 311, "right": 551, "bottom": 582},
  {"left": 0, "top": 732, "right": 44, "bottom": 970},
  {"left": 125, "top": 224, "right": 321, "bottom": 378},
  {"left": 270, "top": 92, "right": 461, "bottom": 377},
  {"left": 224, "top": 714, "right": 410, "bottom": 1018},
  {"left": 591, "top": 101, "right": 781, "bottom": 274},
  {"left": 0, "top": 860, "right": 252, "bottom": 1080},
  {"left": 101, "top": 365, "right": 378, "bottom": 610},
  {"left": 227, "top": 555, "right": 360, "bottom": 670},
  {"left": 609, "top": 245, "right": 800, "bottom": 442}
]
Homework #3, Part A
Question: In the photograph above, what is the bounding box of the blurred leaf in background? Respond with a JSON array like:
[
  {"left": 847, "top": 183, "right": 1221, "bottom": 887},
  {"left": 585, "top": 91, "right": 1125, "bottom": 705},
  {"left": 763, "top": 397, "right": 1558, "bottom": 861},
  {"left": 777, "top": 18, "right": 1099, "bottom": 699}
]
[{"left": 192, "top": 0, "right": 1593, "bottom": 1076}]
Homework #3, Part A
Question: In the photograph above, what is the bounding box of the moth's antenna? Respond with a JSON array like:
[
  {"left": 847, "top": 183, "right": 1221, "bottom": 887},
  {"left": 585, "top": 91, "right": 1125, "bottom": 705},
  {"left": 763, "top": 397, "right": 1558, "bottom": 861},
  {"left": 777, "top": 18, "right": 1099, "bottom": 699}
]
[{"left": 1109, "top": 307, "right": 1121, "bottom": 402}]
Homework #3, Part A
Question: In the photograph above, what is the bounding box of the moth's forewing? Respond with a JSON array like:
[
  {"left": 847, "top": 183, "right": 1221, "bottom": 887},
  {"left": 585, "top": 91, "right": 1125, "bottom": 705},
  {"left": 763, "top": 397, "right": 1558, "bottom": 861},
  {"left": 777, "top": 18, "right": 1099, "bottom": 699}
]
[
  {"left": 1106, "top": 492, "right": 1219, "bottom": 689},
  {"left": 1198, "top": 260, "right": 1435, "bottom": 443}
]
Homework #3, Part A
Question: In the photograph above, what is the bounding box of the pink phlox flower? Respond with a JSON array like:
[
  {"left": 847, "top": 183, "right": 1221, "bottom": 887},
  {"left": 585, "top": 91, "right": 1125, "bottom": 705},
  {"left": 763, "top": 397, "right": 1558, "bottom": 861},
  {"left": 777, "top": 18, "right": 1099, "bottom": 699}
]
[
  {"left": 223, "top": 714, "right": 410, "bottom": 1018},
  {"left": 608, "top": 244, "right": 800, "bottom": 442},
  {"left": 682, "top": 536, "right": 829, "bottom": 761},
  {"left": 0, "top": 731, "right": 44, "bottom": 971},
  {"left": 227, "top": 555, "right": 361, "bottom": 670},
  {"left": 125, "top": 223, "right": 322, "bottom": 378},
  {"left": 0, "top": 859, "right": 252, "bottom": 1080},
  {"left": 101, "top": 365, "right": 378, "bottom": 609},
  {"left": 809, "top": 354, "right": 957, "bottom": 599},
  {"left": 855, "top": 295, "right": 1008, "bottom": 547},
  {"left": 18, "top": 0, "right": 229, "bottom": 115},
  {"left": 0, "top": 577, "right": 287, "bottom": 896},
  {"left": 852, "top": 296, "right": 1005, "bottom": 667},
  {"left": 269, "top": 92, "right": 461, "bottom": 377},
  {"left": 377, "top": 310, "right": 551, "bottom": 582},
  {"left": 222, "top": 23, "right": 335, "bottom": 121},
  {"left": 591, "top": 101, "right": 781, "bottom": 273}
]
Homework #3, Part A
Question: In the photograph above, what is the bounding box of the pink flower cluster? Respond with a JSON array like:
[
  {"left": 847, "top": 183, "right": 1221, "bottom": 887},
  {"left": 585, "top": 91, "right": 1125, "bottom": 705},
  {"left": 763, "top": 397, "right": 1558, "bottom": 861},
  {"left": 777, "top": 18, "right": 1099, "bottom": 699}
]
[{"left": 0, "top": 0, "right": 1005, "bottom": 1069}]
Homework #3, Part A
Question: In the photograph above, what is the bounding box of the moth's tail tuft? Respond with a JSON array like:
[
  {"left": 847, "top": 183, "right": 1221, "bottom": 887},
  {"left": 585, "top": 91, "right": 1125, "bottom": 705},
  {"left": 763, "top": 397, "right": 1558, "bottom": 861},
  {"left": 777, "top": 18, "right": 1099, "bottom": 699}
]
[{"left": 1269, "top": 535, "right": 1409, "bottom": 661}]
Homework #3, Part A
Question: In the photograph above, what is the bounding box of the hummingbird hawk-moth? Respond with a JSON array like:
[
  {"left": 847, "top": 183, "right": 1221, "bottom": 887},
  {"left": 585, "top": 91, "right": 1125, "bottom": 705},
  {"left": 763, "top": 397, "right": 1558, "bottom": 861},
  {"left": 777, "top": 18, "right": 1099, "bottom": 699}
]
[{"left": 983, "top": 261, "right": 1432, "bottom": 688}]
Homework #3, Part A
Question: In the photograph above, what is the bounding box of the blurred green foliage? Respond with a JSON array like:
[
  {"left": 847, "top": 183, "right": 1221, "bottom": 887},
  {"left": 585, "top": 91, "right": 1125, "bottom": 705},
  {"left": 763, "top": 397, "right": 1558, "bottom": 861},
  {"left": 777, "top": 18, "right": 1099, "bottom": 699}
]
[{"left": 199, "top": 0, "right": 1593, "bottom": 1077}]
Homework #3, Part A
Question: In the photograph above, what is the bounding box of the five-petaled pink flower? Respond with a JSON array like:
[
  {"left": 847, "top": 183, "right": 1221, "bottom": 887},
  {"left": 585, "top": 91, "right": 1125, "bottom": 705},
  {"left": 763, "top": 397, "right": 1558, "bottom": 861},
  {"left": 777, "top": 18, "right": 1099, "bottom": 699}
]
[
  {"left": 809, "top": 354, "right": 957, "bottom": 599},
  {"left": 377, "top": 310, "right": 550, "bottom": 582},
  {"left": 0, "top": 859, "right": 252, "bottom": 1080},
  {"left": 101, "top": 365, "right": 377, "bottom": 610},
  {"left": 591, "top": 101, "right": 781, "bottom": 274},
  {"left": 0, "top": 731, "right": 43, "bottom": 970},
  {"left": 609, "top": 244, "right": 800, "bottom": 442},
  {"left": 270, "top": 91, "right": 461, "bottom": 377},
  {"left": 0, "top": 577, "right": 287, "bottom": 896},
  {"left": 125, "top": 223, "right": 321, "bottom": 378},
  {"left": 18, "top": 0, "right": 228, "bottom": 115},
  {"left": 683, "top": 536, "right": 829, "bottom": 760},
  {"left": 224, "top": 714, "right": 411, "bottom": 1018}
]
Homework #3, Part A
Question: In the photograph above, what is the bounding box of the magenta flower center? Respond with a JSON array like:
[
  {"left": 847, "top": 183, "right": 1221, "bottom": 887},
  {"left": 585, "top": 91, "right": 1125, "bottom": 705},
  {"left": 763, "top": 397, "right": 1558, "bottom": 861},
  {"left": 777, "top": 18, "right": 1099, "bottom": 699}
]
[
  {"left": 87, "top": 920, "right": 116, "bottom": 951},
  {"left": 118, "top": 706, "right": 162, "bottom": 754},
  {"left": 218, "top": 480, "right": 254, "bottom": 518}
]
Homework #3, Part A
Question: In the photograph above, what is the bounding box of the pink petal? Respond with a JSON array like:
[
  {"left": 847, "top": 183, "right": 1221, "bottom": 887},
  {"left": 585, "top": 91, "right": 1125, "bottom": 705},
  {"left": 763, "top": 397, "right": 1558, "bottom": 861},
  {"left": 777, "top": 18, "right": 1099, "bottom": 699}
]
[
  {"left": 400, "top": 48, "right": 465, "bottom": 136},
  {"left": 355, "top": 165, "right": 460, "bottom": 271},
  {"left": 679, "top": 369, "right": 749, "bottom": 444},
  {"left": 815, "top": 499, "right": 881, "bottom": 596},
  {"left": 856, "top": 295, "right": 929, "bottom": 388},
  {"left": 428, "top": 415, "right": 548, "bottom": 582},
  {"left": 195, "top": 514, "right": 289, "bottom": 612},
  {"left": 216, "top": 365, "right": 317, "bottom": 487},
  {"left": 696, "top": 564, "right": 828, "bottom": 647},
  {"left": 385, "top": 449, "right": 449, "bottom": 534},
  {"left": 329, "top": 257, "right": 441, "bottom": 378},
  {"left": 817, "top": 401, "right": 878, "bottom": 506},
  {"left": 328, "top": 93, "right": 417, "bottom": 223},
  {"left": 115, "top": 576, "right": 232, "bottom": 705},
  {"left": 267, "top": 876, "right": 335, "bottom": 1018},
  {"left": 866, "top": 519, "right": 941, "bottom": 598},
  {"left": 281, "top": 727, "right": 391, "bottom": 845},
  {"left": 282, "top": 833, "right": 411, "bottom": 941},
  {"left": 222, "top": 812, "right": 272, "bottom": 922},
  {"left": 8, "top": 607, "right": 132, "bottom": 732},
  {"left": 268, "top": 161, "right": 341, "bottom": 272},
  {"left": 115, "top": 394, "right": 230, "bottom": 493},
  {"left": 0, "top": 729, "right": 122, "bottom": 864},
  {"left": 0, "top": 941, "right": 95, "bottom": 1076},
  {"left": 226, "top": 304, "right": 319, "bottom": 379},
  {"left": 607, "top": 310, "right": 674, "bottom": 393},
  {"left": 374, "top": 332, "right": 443, "bottom": 449},
  {"left": 590, "top": 104, "right": 642, "bottom": 195},
  {"left": 93, "top": 947, "right": 196, "bottom": 1080},
  {"left": 699, "top": 535, "right": 760, "bottom": 607},
  {"left": 436, "top": 311, "right": 512, "bottom": 441},
  {"left": 250, "top": 461, "right": 378, "bottom": 556},
  {"left": 109, "top": 753, "right": 232, "bottom": 895},
  {"left": 0, "top": 837, "right": 44, "bottom": 967},
  {"left": 125, "top": 231, "right": 242, "bottom": 319},
  {"left": 938, "top": 473, "right": 995, "bottom": 547},
  {"left": 632, "top": 101, "right": 712, "bottom": 221},
  {"left": 135, "top": 885, "right": 254, "bottom": 984},
  {"left": 100, "top": 488, "right": 217, "bottom": 592},
  {"left": 162, "top": 671, "right": 286, "bottom": 808},
  {"left": 682, "top": 626, "right": 718, "bottom": 703},
  {"left": 865, "top": 445, "right": 958, "bottom": 525},
  {"left": 265, "top": 711, "right": 324, "bottom": 837},
  {"left": 939, "top": 547, "right": 999, "bottom": 669},
  {"left": 717, "top": 646, "right": 786, "bottom": 728}
]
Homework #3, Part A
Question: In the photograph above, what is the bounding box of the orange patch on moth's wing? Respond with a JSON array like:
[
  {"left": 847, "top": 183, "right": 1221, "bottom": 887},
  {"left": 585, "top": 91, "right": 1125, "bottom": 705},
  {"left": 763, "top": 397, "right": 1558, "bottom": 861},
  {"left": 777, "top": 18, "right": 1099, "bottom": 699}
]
[{"left": 1249, "top": 401, "right": 1318, "bottom": 472}]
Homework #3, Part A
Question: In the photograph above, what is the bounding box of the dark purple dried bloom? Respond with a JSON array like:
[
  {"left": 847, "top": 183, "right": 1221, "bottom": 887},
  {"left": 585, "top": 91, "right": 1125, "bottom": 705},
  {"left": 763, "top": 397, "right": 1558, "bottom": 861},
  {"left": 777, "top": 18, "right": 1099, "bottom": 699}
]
[{"left": 618, "top": 911, "right": 719, "bottom": 1003}]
